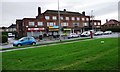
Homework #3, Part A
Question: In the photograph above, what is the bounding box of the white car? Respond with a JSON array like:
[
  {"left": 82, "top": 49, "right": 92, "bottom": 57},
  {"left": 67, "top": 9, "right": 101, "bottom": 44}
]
[
  {"left": 104, "top": 31, "right": 112, "bottom": 35},
  {"left": 80, "top": 31, "right": 90, "bottom": 37},
  {"left": 94, "top": 31, "right": 104, "bottom": 36},
  {"left": 67, "top": 33, "right": 79, "bottom": 38}
]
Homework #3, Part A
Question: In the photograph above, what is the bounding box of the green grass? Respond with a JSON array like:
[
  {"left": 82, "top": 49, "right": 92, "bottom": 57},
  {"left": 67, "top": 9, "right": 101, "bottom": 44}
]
[
  {"left": 1, "top": 37, "right": 90, "bottom": 51},
  {"left": 2, "top": 38, "right": 119, "bottom": 70}
]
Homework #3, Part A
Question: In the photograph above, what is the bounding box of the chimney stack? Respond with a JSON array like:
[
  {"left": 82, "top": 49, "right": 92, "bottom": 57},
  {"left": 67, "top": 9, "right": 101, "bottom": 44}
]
[
  {"left": 106, "top": 19, "right": 108, "bottom": 23},
  {"left": 82, "top": 11, "right": 85, "bottom": 16},
  {"left": 38, "top": 7, "right": 41, "bottom": 16},
  {"left": 64, "top": 9, "right": 66, "bottom": 12}
]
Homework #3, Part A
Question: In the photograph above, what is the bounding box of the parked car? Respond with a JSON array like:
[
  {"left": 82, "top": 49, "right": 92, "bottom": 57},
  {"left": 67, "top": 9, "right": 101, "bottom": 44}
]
[
  {"left": 94, "top": 31, "right": 104, "bottom": 36},
  {"left": 67, "top": 33, "right": 79, "bottom": 39},
  {"left": 8, "top": 33, "right": 15, "bottom": 38},
  {"left": 80, "top": 31, "right": 90, "bottom": 37},
  {"left": 104, "top": 31, "right": 112, "bottom": 35},
  {"left": 13, "top": 37, "right": 36, "bottom": 46}
]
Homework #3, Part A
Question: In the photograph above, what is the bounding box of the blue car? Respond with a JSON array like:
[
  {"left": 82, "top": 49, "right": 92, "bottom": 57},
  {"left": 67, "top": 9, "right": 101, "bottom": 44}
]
[{"left": 13, "top": 37, "right": 36, "bottom": 46}]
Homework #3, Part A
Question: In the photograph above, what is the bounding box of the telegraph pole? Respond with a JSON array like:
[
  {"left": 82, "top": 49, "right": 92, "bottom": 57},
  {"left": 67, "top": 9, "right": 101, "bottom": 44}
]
[{"left": 58, "top": 0, "right": 61, "bottom": 41}]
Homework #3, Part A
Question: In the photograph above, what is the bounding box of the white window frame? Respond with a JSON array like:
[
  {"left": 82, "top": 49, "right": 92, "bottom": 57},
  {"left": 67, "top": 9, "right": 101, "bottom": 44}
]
[
  {"left": 29, "top": 22, "right": 34, "bottom": 26},
  {"left": 61, "top": 22, "right": 68, "bottom": 26},
  {"left": 84, "top": 23, "right": 88, "bottom": 26},
  {"left": 94, "top": 22, "right": 97, "bottom": 25},
  {"left": 82, "top": 18, "right": 85, "bottom": 21},
  {"left": 38, "top": 22, "right": 43, "bottom": 26},
  {"left": 98, "top": 22, "right": 100, "bottom": 25},
  {"left": 77, "top": 17, "right": 80, "bottom": 21},
  {"left": 47, "top": 22, "right": 56, "bottom": 26},
  {"left": 86, "top": 18, "right": 89, "bottom": 21},
  {"left": 66, "top": 17, "right": 69, "bottom": 20},
  {"left": 52, "top": 16, "right": 57, "bottom": 20},
  {"left": 73, "top": 22, "right": 79, "bottom": 26},
  {"left": 60, "top": 16, "right": 63, "bottom": 20},
  {"left": 45, "top": 16, "right": 50, "bottom": 20},
  {"left": 71, "top": 17, "right": 75, "bottom": 20}
]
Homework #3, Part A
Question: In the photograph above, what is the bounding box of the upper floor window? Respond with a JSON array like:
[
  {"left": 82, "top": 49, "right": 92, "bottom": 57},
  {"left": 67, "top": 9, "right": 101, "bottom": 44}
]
[
  {"left": 47, "top": 22, "right": 56, "bottom": 26},
  {"left": 71, "top": 17, "right": 75, "bottom": 20},
  {"left": 94, "top": 22, "right": 97, "bottom": 25},
  {"left": 66, "top": 17, "right": 69, "bottom": 20},
  {"left": 86, "top": 18, "right": 89, "bottom": 21},
  {"left": 60, "top": 16, "right": 63, "bottom": 20},
  {"left": 61, "top": 22, "right": 68, "bottom": 26},
  {"left": 77, "top": 17, "right": 80, "bottom": 21},
  {"left": 98, "top": 22, "right": 100, "bottom": 25},
  {"left": 45, "top": 16, "right": 50, "bottom": 20},
  {"left": 73, "top": 22, "right": 79, "bottom": 26},
  {"left": 29, "top": 22, "right": 34, "bottom": 26},
  {"left": 38, "top": 22, "right": 43, "bottom": 26},
  {"left": 84, "top": 23, "right": 88, "bottom": 26},
  {"left": 82, "top": 18, "right": 85, "bottom": 21},
  {"left": 52, "top": 16, "right": 57, "bottom": 20}
]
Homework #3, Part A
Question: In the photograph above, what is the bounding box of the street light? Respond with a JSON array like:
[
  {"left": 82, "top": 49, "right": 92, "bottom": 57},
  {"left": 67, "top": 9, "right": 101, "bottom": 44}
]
[
  {"left": 58, "top": 0, "right": 62, "bottom": 41},
  {"left": 91, "top": 10, "right": 94, "bottom": 30}
]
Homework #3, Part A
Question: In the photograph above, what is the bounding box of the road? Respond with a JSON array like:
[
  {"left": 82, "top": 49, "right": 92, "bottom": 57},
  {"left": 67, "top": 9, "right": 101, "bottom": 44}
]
[{"left": 1, "top": 33, "right": 119, "bottom": 49}]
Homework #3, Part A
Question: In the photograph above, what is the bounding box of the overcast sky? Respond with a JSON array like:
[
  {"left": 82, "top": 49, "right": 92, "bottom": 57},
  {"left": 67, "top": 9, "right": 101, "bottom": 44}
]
[{"left": 0, "top": 0, "right": 119, "bottom": 27}]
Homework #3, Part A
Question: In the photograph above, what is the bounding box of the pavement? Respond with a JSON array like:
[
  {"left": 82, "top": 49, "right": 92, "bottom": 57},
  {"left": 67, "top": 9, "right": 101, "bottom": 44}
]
[{"left": 0, "top": 32, "right": 120, "bottom": 49}]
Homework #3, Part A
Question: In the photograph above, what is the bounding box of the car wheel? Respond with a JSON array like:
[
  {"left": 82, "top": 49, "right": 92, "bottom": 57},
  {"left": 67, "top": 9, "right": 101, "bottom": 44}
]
[
  {"left": 17, "top": 44, "right": 22, "bottom": 47},
  {"left": 32, "top": 42, "right": 36, "bottom": 45}
]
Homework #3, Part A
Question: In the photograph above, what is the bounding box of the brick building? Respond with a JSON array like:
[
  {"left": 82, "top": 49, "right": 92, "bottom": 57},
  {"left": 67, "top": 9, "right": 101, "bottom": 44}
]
[
  {"left": 16, "top": 7, "right": 101, "bottom": 38},
  {"left": 90, "top": 20, "right": 101, "bottom": 31},
  {"left": 101, "top": 19, "right": 120, "bottom": 31}
]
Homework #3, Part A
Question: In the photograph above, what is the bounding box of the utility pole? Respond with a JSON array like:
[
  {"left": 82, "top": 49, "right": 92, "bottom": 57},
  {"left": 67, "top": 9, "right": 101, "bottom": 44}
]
[
  {"left": 58, "top": 0, "right": 61, "bottom": 41},
  {"left": 91, "top": 10, "right": 94, "bottom": 30}
]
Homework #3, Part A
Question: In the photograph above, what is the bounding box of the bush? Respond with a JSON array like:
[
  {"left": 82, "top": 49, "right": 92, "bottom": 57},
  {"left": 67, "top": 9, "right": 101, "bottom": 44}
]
[{"left": 2, "top": 35, "right": 8, "bottom": 43}]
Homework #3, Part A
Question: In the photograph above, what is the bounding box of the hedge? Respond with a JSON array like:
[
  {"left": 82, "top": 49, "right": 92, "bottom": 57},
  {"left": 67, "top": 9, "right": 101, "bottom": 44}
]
[{"left": 2, "top": 35, "right": 8, "bottom": 43}]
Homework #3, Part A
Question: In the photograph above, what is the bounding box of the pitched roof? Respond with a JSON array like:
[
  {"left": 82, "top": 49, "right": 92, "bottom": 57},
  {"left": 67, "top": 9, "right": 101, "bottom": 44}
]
[
  {"left": 8, "top": 24, "right": 16, "bottom": 28},
  {"left": 43, "top": 10, "right": 82, "bottom": 16},
  {"left": 104, "top": 19, "right": 120, "bottom": 25}
]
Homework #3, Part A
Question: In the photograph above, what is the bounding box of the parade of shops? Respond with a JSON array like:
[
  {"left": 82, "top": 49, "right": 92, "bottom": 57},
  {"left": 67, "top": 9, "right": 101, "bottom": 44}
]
[{"left": 16, "top": 7, "right": 101, "bottom": 38}]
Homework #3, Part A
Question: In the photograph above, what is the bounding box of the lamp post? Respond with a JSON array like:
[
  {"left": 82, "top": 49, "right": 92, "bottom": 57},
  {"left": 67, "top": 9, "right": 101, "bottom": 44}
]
[
  {"left": 58, "top": 0, "right": 62, "bottom": 41},
  {"left": 91, "top": 10, "right": 94, "bottom": 30}
]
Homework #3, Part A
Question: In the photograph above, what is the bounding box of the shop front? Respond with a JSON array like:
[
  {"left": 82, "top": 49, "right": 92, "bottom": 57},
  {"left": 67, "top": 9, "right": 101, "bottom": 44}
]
[
  {"left": 48, "top": 26, "right": 59, "bottom": 36},
  {"left": 27, "top": 28, "right": 45, "bottom": 37},
  {"left": 73, "top": 27, "right": 82, "bottom": 34},
  {"left": 62, "top": 28, "right": 72, "bottom": 35}
]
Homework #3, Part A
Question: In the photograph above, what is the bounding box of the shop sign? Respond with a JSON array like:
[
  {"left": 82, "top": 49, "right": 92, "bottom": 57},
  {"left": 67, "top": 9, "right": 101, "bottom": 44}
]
[
  {"left": 28, "top": 28, "right": 44, "bottom": 31},
  {"left": 49, "top": 26, "right": 59, "bottom": 28},
  {"left": 64, "top": 28, "right": 71, "bottom": 30},
  {"left": 49, "top": 29, "right": 59, "bottom": 31}
]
